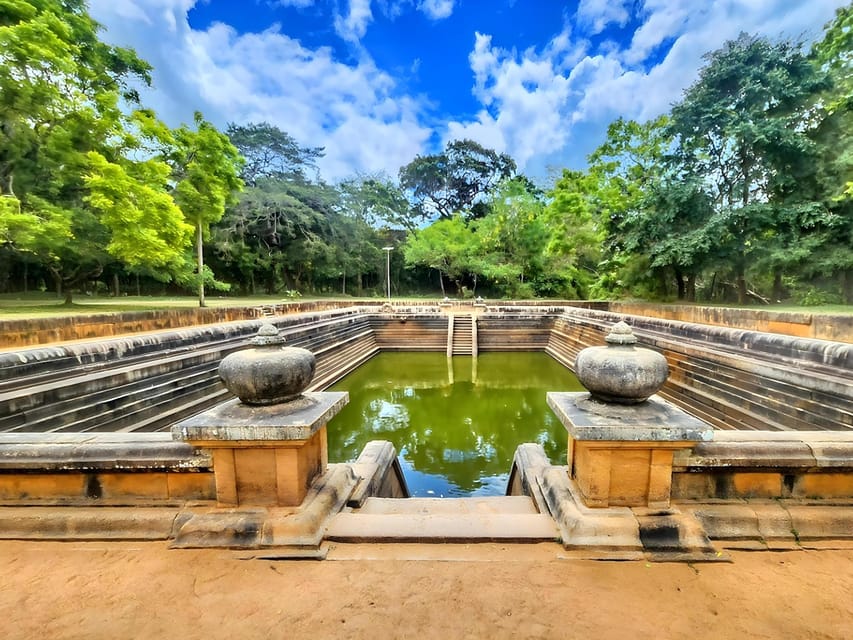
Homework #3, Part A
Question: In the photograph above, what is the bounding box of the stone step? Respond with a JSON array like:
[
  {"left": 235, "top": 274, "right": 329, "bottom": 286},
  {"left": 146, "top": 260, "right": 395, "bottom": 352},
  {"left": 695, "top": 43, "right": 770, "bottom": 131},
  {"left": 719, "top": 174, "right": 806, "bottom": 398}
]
[
  {"left": 325, "top": 496, "right": 559, "bottom": 543},
  {"left": 0, "top": 360, "right": 218, "bottom": 432},
  {"left": 358, "top": 496, "right": 540, "bottom": 515},
  {"left": 326, "top": 512, "right": 558, "bottom": 543}
]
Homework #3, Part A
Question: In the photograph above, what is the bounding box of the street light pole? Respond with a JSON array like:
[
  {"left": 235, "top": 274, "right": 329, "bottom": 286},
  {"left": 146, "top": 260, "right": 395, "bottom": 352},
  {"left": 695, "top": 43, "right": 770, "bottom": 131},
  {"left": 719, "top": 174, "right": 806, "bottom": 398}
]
[{"left": 382, "top": 246, "right": 393, "bottom": 302}]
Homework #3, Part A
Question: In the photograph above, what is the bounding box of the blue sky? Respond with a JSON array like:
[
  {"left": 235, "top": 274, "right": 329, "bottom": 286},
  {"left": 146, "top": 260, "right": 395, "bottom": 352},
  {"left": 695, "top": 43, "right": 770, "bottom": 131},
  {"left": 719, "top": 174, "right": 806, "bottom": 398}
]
[{"left": 88, "top": 0, "right": 847, "bottom": 184}]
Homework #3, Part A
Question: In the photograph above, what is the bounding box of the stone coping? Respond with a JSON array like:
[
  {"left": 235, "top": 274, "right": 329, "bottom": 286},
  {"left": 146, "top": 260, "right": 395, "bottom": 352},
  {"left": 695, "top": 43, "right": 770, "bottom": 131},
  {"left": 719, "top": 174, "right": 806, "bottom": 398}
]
[
  {"left": 559, "top": 307, "right": 852, "bottom": 372},
  {"left": 171, "top": 391, "right": 349, "bottom": 442},
  {"left": 0, "top": 433, "right": 210, "bottom": 470},
  {"left": 675, "top": 430, "right": 853, "bottom": 470},
  {"left": 547, "top": 391, "right": 714, "bottom": 442}
]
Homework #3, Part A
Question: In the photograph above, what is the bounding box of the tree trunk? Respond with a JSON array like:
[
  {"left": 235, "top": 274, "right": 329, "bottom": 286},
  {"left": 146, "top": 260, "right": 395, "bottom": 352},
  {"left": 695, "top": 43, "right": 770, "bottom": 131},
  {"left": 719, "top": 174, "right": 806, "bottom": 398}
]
[
  {"left": 687, "top": 273, "right": 696, "bottom": 302},
  {"left": 438, "top": 270, "right": 445, "bottom": 296},
  {"left": 136, "top": 273, "right": 141, "bottom": 297},
  {"left": 196, "top": 222, "right": 206, "bottom": 307},
  {"left": 675, "top": 267, "right": 686, "bottom": 300},
  {"left": 22, "top": 261, "right": 27, "bottom": 294},
  {"left": 341, "top": 272, "right": 346, "bottom": 295},
  {"left": 113, "top": 273, "right": 120, "bottom": 297},
  {"left": 772, "top": 269, "right": 783, "bottom": 302},
  {"left": 843, "top": 269, "right": 853, "bottom": 305},
  {"left": 736, "top": 263, "right": 747, "bottom": 305}
]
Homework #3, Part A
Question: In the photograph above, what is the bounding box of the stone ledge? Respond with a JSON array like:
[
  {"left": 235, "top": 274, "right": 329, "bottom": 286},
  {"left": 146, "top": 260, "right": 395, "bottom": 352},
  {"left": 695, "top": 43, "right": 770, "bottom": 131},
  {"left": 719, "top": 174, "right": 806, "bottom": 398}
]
[
  {"left": 0, "top": 505, "right": 189, "bottom": 540},
  {"left": 171, "top": 462, "right": 357, "bottom": 551},
  {"left": 0, "top": 433, "right": 210, "bottom": 471},
  {"left": 674, "top": 432, "right": 853, "bottom": 471},
  {"left": 680, "top": 500, "right": 853, "bottom": 544},
  {"left": 347, "top": 440, "right": 409, "bottom": 507},
  {"left": 172, "top": 392, "right": 348, "bottom": 442},
  {"left": 547, "top": 392, "right": 714, "bottom": 442}
]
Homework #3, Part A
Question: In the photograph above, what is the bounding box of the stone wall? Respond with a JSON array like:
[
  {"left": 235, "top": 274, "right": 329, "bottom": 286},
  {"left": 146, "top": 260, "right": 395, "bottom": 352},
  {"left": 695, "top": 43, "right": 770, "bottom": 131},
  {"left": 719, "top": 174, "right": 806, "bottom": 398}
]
[
  {"left": 0, "top": 301, "right": 367, "bottom": 349},
  {"left": 611, "top": 302, "right": 853, "bottom": 343},
  {"left": 672, "top": 431, "right": 853, "bottom": 500},
  {"left": 3, "top": 298, "right": 845, "bottom": 349},
  {"left": 548, "top": 308, "right": 852, "bottom": 433}
]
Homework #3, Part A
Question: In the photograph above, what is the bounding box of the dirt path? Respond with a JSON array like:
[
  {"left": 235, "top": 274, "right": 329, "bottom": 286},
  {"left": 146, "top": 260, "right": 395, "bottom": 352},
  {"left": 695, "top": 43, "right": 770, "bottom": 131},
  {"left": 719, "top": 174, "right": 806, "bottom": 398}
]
[{"left": 0, "top": 541, "right": 851, "bottom": 640}]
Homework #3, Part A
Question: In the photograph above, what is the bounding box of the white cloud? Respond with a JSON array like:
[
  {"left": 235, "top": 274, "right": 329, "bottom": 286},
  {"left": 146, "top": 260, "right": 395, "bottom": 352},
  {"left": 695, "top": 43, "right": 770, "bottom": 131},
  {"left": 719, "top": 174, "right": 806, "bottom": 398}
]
[
  {"left": 334, "top": 0, "right": 374, "bottom": 43},
  {"left": 272, "top": 0, "right": 315, "bottom": 7},
  {"left": 448, "top": 0, "right": 848, "bottom": 176},
  {"left": 446, "top": 32, "right": 573, "bottom": 170},
  {"left": 418, "top": 0, "right": 455, "bottom": 21},
  {"left": 89, "top": 0, "right": 431, "bottom": 182},
  {"left": 576, "top": 0, "right": 631, "bottom": 35},
  {"left": 89, "top": 0, "right": 852, "bottom": 185}
]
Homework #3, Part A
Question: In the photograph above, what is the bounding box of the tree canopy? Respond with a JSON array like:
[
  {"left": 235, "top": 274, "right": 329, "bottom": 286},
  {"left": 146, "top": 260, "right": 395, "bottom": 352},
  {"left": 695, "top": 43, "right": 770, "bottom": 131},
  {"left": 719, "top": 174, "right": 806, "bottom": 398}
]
[{"left": 0, "top": 2, "right": 851, "bottom": 306}]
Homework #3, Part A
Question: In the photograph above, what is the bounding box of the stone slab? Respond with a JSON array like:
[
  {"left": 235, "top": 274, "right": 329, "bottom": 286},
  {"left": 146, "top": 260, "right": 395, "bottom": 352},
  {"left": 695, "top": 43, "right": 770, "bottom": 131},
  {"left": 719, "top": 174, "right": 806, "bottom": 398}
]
[
  {"left": 0, "top": 506, "right": 187, "bottom": 540},
  {"left": 683, "top": 441, "right": 817, "bottom": 468},
  {"left": 325, "top": 512, "right": 559, "bottom": 542},
  {"left": 0, "top": 433, "right": 210, "bottom": 471},
  {"left": 172, "top": 463, "right": 357, "bottom": 549},
  {"left": 356, "top": 496, "right": 540, "bottom": 516},
  {"left": 547, "top": 392, "right": 714, "bottom": 442},
  {"left": 172, "top": 391, "right": 348, "bottom": 442}
]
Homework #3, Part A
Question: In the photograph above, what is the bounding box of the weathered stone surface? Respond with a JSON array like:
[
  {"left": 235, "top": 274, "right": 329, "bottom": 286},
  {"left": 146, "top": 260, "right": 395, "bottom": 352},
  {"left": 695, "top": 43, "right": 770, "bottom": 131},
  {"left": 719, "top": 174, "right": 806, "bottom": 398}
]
[
  {"left": 574, "top": 321, "right": 669, "bottom": 404},
  {"left": 347, "top": 440, "right": 409, "bottom": 507},
  {"left": 547, "top": 392, "right": 714, "bottom": 442},
  {"left": 218, "top": 324, "right": 316, "bottom": 405},
  {"left": 0, "top": 506, "right": 186, "bottom": 540},
  {"left": 171, "top": 463, "right": 357, "bottom": 550},
  {"left": 171, "top": 392, "right": 348, "bottom": 442},
  {"left": 0, "top": 433, "right": 210, "bottom": 471}
]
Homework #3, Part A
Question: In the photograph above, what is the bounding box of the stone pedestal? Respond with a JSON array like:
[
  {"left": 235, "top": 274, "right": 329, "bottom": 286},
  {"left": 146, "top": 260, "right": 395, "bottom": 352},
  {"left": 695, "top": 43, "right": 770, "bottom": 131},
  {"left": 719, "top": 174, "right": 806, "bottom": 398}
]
[
  {"left": 547, "top": 392, "right": 713, "bottom": 509},
  {"left": 172, "top": 392, "right": 348, "bottom": 507}
]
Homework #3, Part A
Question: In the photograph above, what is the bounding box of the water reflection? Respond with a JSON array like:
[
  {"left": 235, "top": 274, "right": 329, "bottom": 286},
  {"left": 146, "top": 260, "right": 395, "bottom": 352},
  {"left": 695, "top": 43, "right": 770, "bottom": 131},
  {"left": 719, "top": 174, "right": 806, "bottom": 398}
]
[{"left": 327, "top": 352, "right": 585, "bottom": 497}]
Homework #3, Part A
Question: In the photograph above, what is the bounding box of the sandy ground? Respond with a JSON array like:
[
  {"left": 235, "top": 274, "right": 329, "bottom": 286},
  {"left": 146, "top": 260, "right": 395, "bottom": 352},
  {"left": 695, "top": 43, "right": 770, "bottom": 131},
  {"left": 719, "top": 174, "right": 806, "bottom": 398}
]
[{"left": 0, "top": 541, "right": 851, "bottom": 640}]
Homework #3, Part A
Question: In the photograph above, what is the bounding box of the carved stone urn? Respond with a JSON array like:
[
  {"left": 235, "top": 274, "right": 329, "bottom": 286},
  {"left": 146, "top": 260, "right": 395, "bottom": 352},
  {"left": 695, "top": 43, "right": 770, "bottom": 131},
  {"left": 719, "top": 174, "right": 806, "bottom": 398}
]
[
  {"left": 574, "top": 321, "right": 668, "bottom": 404},
  {"left": 218, "top": 323, "right": 316, "bottom": 405}
]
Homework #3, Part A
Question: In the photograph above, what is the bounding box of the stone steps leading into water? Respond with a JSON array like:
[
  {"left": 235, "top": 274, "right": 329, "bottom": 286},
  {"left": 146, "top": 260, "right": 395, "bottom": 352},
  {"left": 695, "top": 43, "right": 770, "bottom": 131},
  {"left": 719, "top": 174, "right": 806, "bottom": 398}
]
[{"left": 325, "top": 496, "right": 559, "bottom": 542}]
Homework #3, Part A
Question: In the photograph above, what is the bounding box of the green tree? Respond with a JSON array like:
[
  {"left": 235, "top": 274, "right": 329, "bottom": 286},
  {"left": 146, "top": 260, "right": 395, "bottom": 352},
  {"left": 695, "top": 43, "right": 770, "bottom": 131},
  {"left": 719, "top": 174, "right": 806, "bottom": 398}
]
[
  {"left": 226, "top": 122, "right": 323, "bottom": 186},
  {"left": 339, "top": 175, "right": 412, "bottom": 231},
  {"left": 669, "top": 33, "right": 830, "bottom": 303},
  {"left": 573, "top": 117, "right": 672, "bottom": 298},
  {"left": 0, "top": 0, "right": 196, "bottom": 302},
  {"left": 404, "top": 216, "right": 477, "bottom": 296},
  {"left": 165, "top": 112, "right": 244, "bottom": 306},
  {"left": 399, "top": 139, "right": 516, "bottom": 222},
  {"left": 475, "top": 177, "right": 550, "bottom": 297},
  {"left": 807, "top": 6, "right": 853, "bottom": 302},
  {"left": 543, "top": 170, "right": 606, "bottom": 298}
]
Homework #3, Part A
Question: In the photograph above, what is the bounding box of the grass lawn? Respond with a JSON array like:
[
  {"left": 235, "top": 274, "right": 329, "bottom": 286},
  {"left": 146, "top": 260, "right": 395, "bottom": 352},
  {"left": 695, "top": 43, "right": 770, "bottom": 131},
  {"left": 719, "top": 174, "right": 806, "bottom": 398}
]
[
  {"left": 0, "top": 293, "right": 321, "bottom": 320},
  {"left": 0, "top": 292, "right": 850, "bottom": 321}
]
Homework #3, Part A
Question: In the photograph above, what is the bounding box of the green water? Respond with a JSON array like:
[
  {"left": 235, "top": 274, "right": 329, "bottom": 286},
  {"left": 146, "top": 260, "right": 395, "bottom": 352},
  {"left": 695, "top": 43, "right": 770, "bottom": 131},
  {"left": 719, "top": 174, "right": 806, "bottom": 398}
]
[{"left": 327, "top": 352, "right": 585, "bottom": 497}]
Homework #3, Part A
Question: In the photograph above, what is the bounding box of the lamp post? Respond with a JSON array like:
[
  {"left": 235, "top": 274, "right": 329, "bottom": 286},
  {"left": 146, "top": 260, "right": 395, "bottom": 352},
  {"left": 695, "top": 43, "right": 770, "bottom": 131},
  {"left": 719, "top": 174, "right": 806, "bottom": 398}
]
[{"left": 382, "top": 246, "right": 393, "bottom": 302}]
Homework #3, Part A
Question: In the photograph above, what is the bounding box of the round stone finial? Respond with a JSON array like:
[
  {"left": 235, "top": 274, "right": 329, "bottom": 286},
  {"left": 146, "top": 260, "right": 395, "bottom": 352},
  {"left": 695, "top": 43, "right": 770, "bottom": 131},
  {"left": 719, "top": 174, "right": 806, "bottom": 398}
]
[
  {"left": 249, "top": 323, "right": 286, "bottom": 346},
  {"left": 574, "top": 321, "right": 668, "bottom": 405},
  {"left": 218, "top": 324, "right": 316, "bottom": 405},
  {"left": 604, "top": 321, "right": 637, "bottom": 345}
]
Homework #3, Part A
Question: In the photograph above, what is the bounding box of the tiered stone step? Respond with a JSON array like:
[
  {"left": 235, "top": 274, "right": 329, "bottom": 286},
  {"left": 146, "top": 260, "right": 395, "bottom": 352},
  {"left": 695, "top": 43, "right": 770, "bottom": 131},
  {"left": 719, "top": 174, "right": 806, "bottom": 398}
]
[
  {"left": 478, "top": 315, "right": 555, "bottom": 351},
  {"left": 0, "top": 310, "right": 378, "bottom": 434},
  {"left": 325, "top": 496, "right": 559, "bottom": 542},
  {"left": 0, "top": 345, "right": 236, "bottom": 433},
  {"left": 449, "top": 314, "right": 474, "bottom": 356},
  {"left": 547, "top": 314, "right": 853, "bottom": 433},
  {"left": 370, "top": 315, "right": 448, "bottom": 351}
]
